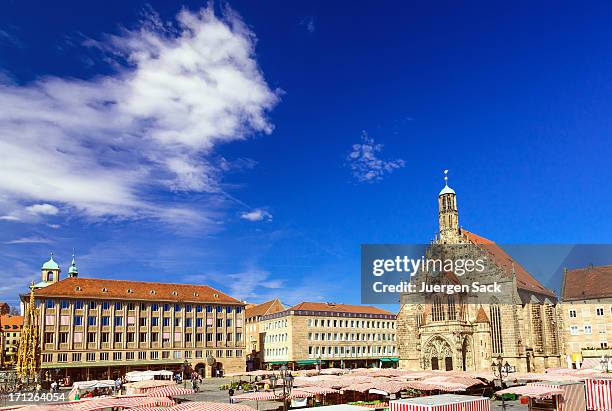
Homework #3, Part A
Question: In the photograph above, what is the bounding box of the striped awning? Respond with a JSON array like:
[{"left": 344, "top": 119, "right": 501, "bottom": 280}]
[
  {"left": 288, "top": 386, "right": 340, "bottom": 398},
  {"left": 496, "top": 385, "right": 564, "bottom": 399},
  {"left": 147, "top": 386, "right": 195, "bottom": 397},
  {"left": 55, "top": 396, "right": 176, "bottom": 411},
  {"left": 231, "top": 391, "right": 283, "bottom": 402},
  {"left": 132, "top": 401, "right": 255, "bottom": 411}
]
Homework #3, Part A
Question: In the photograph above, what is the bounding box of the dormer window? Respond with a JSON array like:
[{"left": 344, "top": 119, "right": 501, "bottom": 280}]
[
  {"left": 150, "top": 290, "right": 156, "bottom": 295},
  {"left": 75, "top": 286, "right": 82, "bottom": 292},
  {"left": 171, "top": 291, "right": 178, "bottom": 296},
  {"left": 127, "top": 289, "right": 133, "bottom": 294},
  {"left": 102, "top": 288, "right": 108, "bottom": 293}
]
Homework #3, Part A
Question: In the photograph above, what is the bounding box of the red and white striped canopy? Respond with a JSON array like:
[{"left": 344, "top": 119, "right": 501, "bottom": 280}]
[
  {"left": 403, "top": 380, "right": 467, "bottom": 392},
  {"left": 147, "top": 386, "right": 195, "bottom": 397},
  {"left": 231, "top": 391, "right": 283, "bottom": 402},
  {"left": 288, "top": 386, "right": 340, "bottom": 398},
  {"left": 55, "top": 396, "right": 175, "bottom": 411},
  {"left": 496, "top": 385, "right": 564, "bottom": 399},
  {"left": 585, "top": 378, "right": 612, "bottom": 411},
  {"left": 390, "top": 395, "right": 490, "bottom": 411},
  {"left": 132, "top": 401, "right": 255, "bottom": 411}
]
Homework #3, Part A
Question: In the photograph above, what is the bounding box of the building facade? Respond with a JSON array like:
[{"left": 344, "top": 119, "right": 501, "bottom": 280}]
[
  {"left": 21, "top": 256, "right": 246, "bottom": 380},
  {"left": 260, "top": 302, "right": 397, "bottom": 370},
  {"left": 560, "top": 264, "right": 612, "bottom": 369},
  {"left": 397, "top": 174, "right": 563, "bottom": 373},
  {"left": 0, "top": 314, "right": 23, "bottom": 366},
  {"left": 245, "top": 299, "right": 285, "bottom": 370}
]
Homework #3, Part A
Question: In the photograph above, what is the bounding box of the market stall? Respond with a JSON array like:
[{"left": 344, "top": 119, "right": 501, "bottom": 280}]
[
  {"left": 496, "top": 384, "right": 566, "bottom": 411},
  {"left": 67, "top": 380, "right": 116, "bottom": 400},
  {"left": 124, "top": 380, "right": 176, "bottom": 395},
  {"left": 126, "top": 371, "right": 174, "bottom": 383},
  {"left": 585, "top": 378, "right": 612, "bottom": 411},
  {"left": 390, "top": 394, "right": 490, "bottom": 411}
]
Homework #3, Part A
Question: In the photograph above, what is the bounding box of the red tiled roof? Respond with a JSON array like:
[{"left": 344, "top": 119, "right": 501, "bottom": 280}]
[
  {"left": 462, "top": 229, "right": 556, "bottom": 297},
  {"left": 288, "top": 302, "right": 395, "bottom": 316},
  {"left": 475, "top": 306, "right": 489, "bottom": 323},
  {"left": 562, "top": 264, "right": 612, "bottom": 301},
  {"left": 30, "top": 277, "right": 242, "bottom": 304},
  {"left": 245, "top": 299, "right": 285, "bottom": 319},
  {"left": 0, "top": 315, "right": 24, "bottom": 331}
]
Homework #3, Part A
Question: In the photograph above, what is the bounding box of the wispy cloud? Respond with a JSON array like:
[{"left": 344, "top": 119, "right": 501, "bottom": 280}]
[
  {"left": 240, "top": 208, "right": 272, "bottom": 222},
  {"left": 5, "top": 236, "right": 52, "bottom": 245},
  {"left": 299, "top": 16, "right": 316, "bottom": 33},
  {"left": 0, "top": 5, "right": 279, "bottom": 225},
  {"left": 0, "top": 28, "right": 24, "bottom": 49},
  {"left": 346, "top": 131, "right": 405, "bottom": 182}
]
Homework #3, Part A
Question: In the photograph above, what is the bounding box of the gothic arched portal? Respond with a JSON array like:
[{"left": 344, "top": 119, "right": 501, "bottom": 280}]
[{"left": 422, "top": 336, "right": 454, "bottom": 371}]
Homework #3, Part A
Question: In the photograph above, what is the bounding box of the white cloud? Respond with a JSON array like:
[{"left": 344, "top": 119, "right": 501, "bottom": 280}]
[
  {"left": 346, "top": 131, "right": 405, "bottom": 182},
  {"left": 4, "top": 236, "right": 51, "bottom": 245},
  {"left": 0, "top": 5, "right": 278, "bottom": 223},
  {"left": 26, "top": 203, "right": 59, "bottom": 216},
  {"left": 0, "top": 215, "right": 20, "bottom": 221},
  {"left": 240, "top": 208, "right": 272, "bottom": 222}
]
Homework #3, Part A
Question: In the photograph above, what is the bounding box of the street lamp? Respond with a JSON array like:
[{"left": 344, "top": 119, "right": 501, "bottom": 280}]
[
  {"left": 491, "top": 355, "right": 514, "bottom": 410},
  {"left": 269, "top": 366, "right": 294, "bottom": 411}
]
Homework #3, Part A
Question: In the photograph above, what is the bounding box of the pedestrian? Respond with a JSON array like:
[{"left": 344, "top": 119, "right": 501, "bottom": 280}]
[
  {"left": 228, "top": 387, "right": 234, "bottom": 403},
  {"left": 115, "top": 377, "right": 122, "bottom": 395}
]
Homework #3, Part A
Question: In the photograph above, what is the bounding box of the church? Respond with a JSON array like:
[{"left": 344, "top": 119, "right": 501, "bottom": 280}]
[{"left": 396, "top": 173, "right": 562, "bottom": 373}]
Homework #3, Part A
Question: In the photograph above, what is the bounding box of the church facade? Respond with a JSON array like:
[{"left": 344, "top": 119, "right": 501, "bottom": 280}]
[{"left": 397, "top": 174, "right": 562, "bottom": 373}]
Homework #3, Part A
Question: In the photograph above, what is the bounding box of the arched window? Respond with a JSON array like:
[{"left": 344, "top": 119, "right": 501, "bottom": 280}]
[
  {"left": 447, "top": 295, "right": 456, "bottom": 321},
  {"left": 432, "top": 295, "right": 446, "bottom": 322},
  {"left": 490, "top": 304, "right": 503, "bottom": 354}
]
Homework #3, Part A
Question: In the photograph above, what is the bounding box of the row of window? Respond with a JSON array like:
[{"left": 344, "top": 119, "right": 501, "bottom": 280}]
[
  {"left": 569, "top": 324, "right": 609, "bottom": 335},
  {"left": 307, "top": 345, "right": 396, "bottom": 356},
  {"left": 44, "top": 331, "right": 243, "bottom": 344},
  {"left": 45, "top": 315, "right": 241, "bottom": 328},
  {"left": 41, "top": 300, "right": 242, "bottom": 314},
  {"left": 307, "top": 319, "right": 395, "bottom": 329},
  {"left": 42, "top": 349, "right": 244, "bottom": 363},
  {"left": 307, "top": 332, "right": 396, "bottom": 342},
  {"left": 568, "top": 307, "right": 611, "bottom": 318}
]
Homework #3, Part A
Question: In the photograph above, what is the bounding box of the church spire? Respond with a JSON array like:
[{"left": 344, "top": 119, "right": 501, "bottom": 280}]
[
  {"left": 68, "top": 250, "right": 78, "bottom": 278},
  {"left": 438, "top": 170, "right": 459, "bottom": 243}
]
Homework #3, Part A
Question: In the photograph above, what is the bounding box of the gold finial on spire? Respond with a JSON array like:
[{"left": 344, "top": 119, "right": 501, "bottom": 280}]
[{"left": 444, "top": 169, "right": 449, "bottom": 185}]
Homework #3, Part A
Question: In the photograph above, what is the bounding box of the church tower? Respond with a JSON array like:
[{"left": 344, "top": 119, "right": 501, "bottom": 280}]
[
  {"left": 41, "top": 252, "right": 60, "bottom": 284},
  {"left": 68, "top": 253, "right": 78, "bottom": 278},
  {"left": 438, "top": 170, "right": 460, "bottom": 243}
]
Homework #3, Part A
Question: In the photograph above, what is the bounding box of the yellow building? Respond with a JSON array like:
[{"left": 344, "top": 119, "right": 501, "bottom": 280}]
[
  {"left": 560, "top": 264, "right": 612, "bottom": 369},
  {"left": 21, "top": 255, "right": 246, "bottom": 379},
  {"left": 1, "top": 314, "right": 23, "bottom": 366},
  {"left": 245, "top": 299, "right": 285, "bottom": 370},
  {"left": 260, "top": 302, "right": 397, "bottom": 370}
]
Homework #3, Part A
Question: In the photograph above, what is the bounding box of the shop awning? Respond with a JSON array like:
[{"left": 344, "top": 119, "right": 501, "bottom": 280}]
[
  {"left": 296, "top": 360, "right": 319, "bottom": 365},
  {"left": 379, "top": 358, "right": 399, "bottom": 362},
  {"left": 267, "top": 361, "right": 288, "bottom": 365}
]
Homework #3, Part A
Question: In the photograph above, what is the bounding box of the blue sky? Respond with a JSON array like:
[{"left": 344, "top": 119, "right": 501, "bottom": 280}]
[{"left": 1, "top": 1, "right": 611, "bottom": 308}]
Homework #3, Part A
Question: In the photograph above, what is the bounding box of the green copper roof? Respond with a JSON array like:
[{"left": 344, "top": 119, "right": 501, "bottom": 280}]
[
  {"left": 68, "top": 254, "right": 78, "bottom": 275},
  {"left": 42, "top": 254, "right": 59, "bottom": 270}
]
